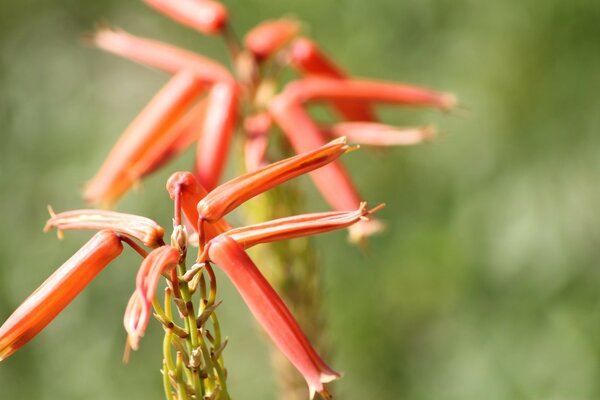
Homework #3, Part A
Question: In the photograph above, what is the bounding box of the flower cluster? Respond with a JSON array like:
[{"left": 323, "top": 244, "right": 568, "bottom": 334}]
[
  {"left": 86, "top": 0, "right": 454, "bottom": 241},
  {"left": 0, "top": 1, "right": 455, "bottom": 399},
  {"left": 1, "top": 139, "right": 381, "bottom": 398}
]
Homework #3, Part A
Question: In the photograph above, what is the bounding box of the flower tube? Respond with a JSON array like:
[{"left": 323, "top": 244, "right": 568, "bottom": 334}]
[
  {"left": 221, "top": 203, "right": 383, "bottom": 250},
  {"left": 94, "top": 29, "right": 233, "bottom": 83},
  {"left": 166, "top": 172, "right": 231, "bottom": 238},
  {"left": 244, "top": 18, "right": 301, "bottom": 61},
  {"left": 144, "top": 0, "right": 228, "bottom": 35},
  {"left": 124, "top": 246, "right": 180, "bottom": 349},
  {"left": 45, "top": 209, "right": 165, "bottom": 248},
  {"left": 280, "top": 77, "right": 456, "bottom": 110},
  {"left": 205, "top": 235, "right": 339, "bottom": 398},
  {"left": 85, "top": 70, "right": 203, "bottom": 207},
  {"left": 289, "top": 37, "right": 376, "bottom": 121},
  {"left": 0, "top": 230, "right": 123, "bottom": 361},
  {"left": 323, "top": 122, "right": 436, "bottom": 146},
  {"left": 195, "top": 82, "right": 239, "bottom": 191},
  {"left": 197, "top": 137, "right": 352, "bottom": 223}
]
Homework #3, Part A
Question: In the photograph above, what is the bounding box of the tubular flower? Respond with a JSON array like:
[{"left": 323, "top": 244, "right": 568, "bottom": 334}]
[
  {"left": 195, "top": 82, "right": 239, "bottom": 191},
  {"left": 244, "top": 18, "right": 301, "bottom": 61},
  {"left": 204, "top": 235, "right": 340, "bottom": 399},
  {"left": 45, "top": 208, "right": 165, "bottom": 248},
  {"left": 94, "top": 29, "right": 232, "bottom": 84},
  {"left": 289, "top": 37, "right": 376, "bottom": 121},
  {"left": 197, "top": 137, "right": 353, "bottom": 223},
  {"left": 0, "top": 230, "right": 123, "bottom": 361},
  {"left": 219, "top": 202, "right": 381, "bottom": 250},
  {"left": 243, "top": 112, "right": 272, "bottom": 172},
  {"left": 124, "top": 246, "right": 181, "bottom": 349},
  {"left": 85, "top": 70, "right": 204, "bottom": 206},
  {"left": 144, "top": 0, "right": 228, "bottom": 36},
  {"left": 166, "top": 171, "right": 231, "bottom": 238},
  {"left": 323, "top": 122, "right": 437, "bottom": 146}
]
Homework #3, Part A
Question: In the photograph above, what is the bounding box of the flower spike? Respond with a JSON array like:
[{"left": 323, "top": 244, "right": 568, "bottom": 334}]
[
  {"left": 197, "top": 137, "right": 353, "bottom": 223},
  {"left": 85, "top": 70, "right": 203, "bottom": 207},
  {"left": 244, "top": 18, "right": 301, "bottom": 61},
  {"left": 195, "top": 82, "right": 239, "bottom": 191},
  {"left": 144, "top": 0, "right": 228, "bottom": 35},
  {"left": 45, "top": 208, "right": 165, "bottom": 248},
  {"left": 124, "top": 246, "right": 181, "bottom": 350},
  {"left": 0, "top": 230, "right": 123, "bottom": 361},
  {"left": 205, "top": 235, "right": 340, "bottom": 398}
]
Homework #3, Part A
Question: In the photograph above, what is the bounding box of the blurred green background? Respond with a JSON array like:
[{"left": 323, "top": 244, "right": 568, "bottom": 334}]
[{"left": 1, "top": 0, "right": 600, "bottom": 399}]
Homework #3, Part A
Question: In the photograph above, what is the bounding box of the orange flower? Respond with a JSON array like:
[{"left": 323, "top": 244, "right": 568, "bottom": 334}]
[
  {"left": 195, "top": 82, "right": 239, "bottom": 191},
  {"left": 0, "top": 231, "right": 123, "bottom": 361},
  {"left": 197, "top": 137, "right": 353, "bottom": 223},
  {"left": 45, "top": 208, "right": 165, "bottom": 248},
  {"left": 219, "top": 202, "right": 382, "bottom": 250},
  {"left": 94, "top": 28, "right": 232, "bottom": 83},
  {"left": 244, "top": 18, "right": 301, "bottom": 61},
  {"left": 85, "top": 70, "right": 203, "bottom": 207},
  {"left": 204, "top": 235, "right": 340, "bottom": 399},
  {"left": 289, "top": 37, "right": 376, "bottom": 121},
  {"left": 166, "top": 171, "right": 231, "bottom": 238},
  {"left": 144, "top": 0, "right": 228, "bottom": 35},
  {"left": 124, "top": 246, "right": 181, "bottom": 349},
  {"left": 323, "top": 122, "right": 436, "bottom": 146}
]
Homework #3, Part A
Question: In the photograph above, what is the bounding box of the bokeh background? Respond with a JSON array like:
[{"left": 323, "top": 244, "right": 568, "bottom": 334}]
[{"left": 1, "top": 0, "right": 600, "bottom": 399}]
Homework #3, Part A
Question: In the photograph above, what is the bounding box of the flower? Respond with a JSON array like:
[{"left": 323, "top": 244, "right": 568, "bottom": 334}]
[
  {"left": 0, "top": 230, "right": 123, "bottom": 361},
  {"left": 45, "top": 208, "right": 165, "bottom": 248},
  {"left": 204, "top": 235, "right": 340, "bottom": 399}
]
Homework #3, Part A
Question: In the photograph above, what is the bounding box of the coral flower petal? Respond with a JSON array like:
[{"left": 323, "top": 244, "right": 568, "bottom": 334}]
[
  {"left": 94, "top": 29, "right": 232, "bottom": 83},
  {"left": 197, "top": 137, "right": 352, "bottom": 223},
  {"left": 45, "top": 209, "right": 165, "bottom": 248},
  {"left": 195, "top": 82, "right": 239, "bottom": 191},
  {"left": 124, "top": 246, "right": 180, "bottom": 349},
  {"left": 144, "top": 0, "right": 228, "bottom": 35},
  {"left": 289, "top": 37, "right": 376, "bottom": 121},
  {"left": 0, "top": 231, "right": 123, "bottom": 361},
  {"left": 222, "top": 202, "right": 381, "bottom": 250},
  {"left": 244, "top": 18, "right": 301, "bottom": 61},
  {"left": 206, "top": 235, "right": 340, "bottom": 398},
  {"left": 85, "top": 70, "right": 203, "bottom": 207},
  {"left": 324, "top": 122, "right": 436, "bottom": 146},
  {"left": 166, "top": 172, "right": 231, "bottom": 238}
]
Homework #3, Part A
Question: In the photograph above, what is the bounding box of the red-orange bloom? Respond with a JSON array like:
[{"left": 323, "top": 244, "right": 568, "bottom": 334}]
[
  {"left": 205, "top": 235, "right": 340, "bottom": 398},
  {"left": 197, "top": 137, "right": 353, "bottom": 223},
  {"left": 195, "top": 82, "right": 239, "bottom": 191},
  {"left": 45, "top": 208, "right": 165, "bottom": 248},
  {"left": 323, "top": 122, "right": 436, "bottom": 146},
  {"left": 289, "top": 37, "right": 376, "bottom": 121},
  {"left": 0, "top": 230, "right": 123, "bottom": 361},
  {"left": 124, "top": 246, "right": 181, "bottom": 349},
  {"left": 144, "top": 0, "right": 228, "bottom": 35},
  {"left": 85, "top": 70, "right": 203, "bottom": 207},
  {"left": 220, "top": 202, "right": 380, "bottom": 250},
  {"left": 94, "top": 29, "right": 232, "bottom": 83},
  {"left": 166, "top": 171, "right": 231, "bottom": 238},
  {"left": 244, "top": 18, "right": 301, "bottom": 61}
]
